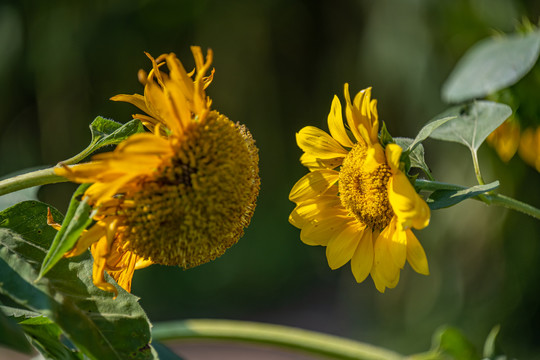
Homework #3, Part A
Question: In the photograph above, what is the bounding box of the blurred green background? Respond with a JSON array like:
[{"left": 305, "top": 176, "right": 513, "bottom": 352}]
[{"left": 1, "top": 0, "right": 539, "bottom": 358}]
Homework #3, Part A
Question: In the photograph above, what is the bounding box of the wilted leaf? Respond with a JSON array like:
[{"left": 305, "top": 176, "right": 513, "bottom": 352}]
[{"left": 442, "top": 30, "right": 540, "bottom": 103}]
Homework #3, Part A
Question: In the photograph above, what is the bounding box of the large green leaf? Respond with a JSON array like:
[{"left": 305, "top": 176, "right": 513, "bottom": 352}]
[
  {"left": 0, "top": 201, "right": 155, "bottom": 360},
  {"left": 63, "top": 117, "right": 145, "bottom": 165},
  {"left": 0, "top": 306, "right": 33, "bottom": 354},
  {"left": 429, "top": 101, "right": 512, "bottom": 152},
  {"left": 442, "top": 30, "right": 540, "bottom": 103},
  {"left": 39, "top": 183, "right": 92, "bottom": 278}
]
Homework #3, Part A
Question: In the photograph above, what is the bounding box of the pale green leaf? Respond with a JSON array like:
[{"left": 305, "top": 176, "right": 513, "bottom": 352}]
[
  {"left": 39, "top": 183, "right": 92, "bottom": 278},
  {"left": 442, "top": 30, "right": 540, "bottom": 103},
  {"left": 0, "top": 201, "right": 156, "bottom": 360},
  {"left": 407, "top": 116, "right": 455, "bottom": 152},
  {"left": 429, "top": 101, "right": 512, "bottom": 152}
]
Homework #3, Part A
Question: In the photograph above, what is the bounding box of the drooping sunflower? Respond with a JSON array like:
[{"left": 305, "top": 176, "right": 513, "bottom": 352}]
[
  {"left": 289, "top": 84, "right": 430, "bottom": 293},
  {"left": 53, "top": 47, "right": 260, "bottom": 296}
]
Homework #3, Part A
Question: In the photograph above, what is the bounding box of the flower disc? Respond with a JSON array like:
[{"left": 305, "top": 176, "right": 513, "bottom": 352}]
[{"left": 123, "top": 111, "right": 260, "bottom": 268}]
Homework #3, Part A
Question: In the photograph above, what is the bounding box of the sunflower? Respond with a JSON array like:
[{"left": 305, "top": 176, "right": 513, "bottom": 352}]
[
  {"left": 54, "top": 47, "right": 260, "bottom": 296},
  {"left": 289, "top": 84, "right": 430, "bottom": 293}
]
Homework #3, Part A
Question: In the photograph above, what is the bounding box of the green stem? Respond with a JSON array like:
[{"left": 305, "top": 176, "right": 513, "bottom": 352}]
[
  {"left": 471, "top": 150, "right": 485, "bottom": 185},
  {"left": 0, "top": 167, "right": 68, "bottom": 196},
  {"left": 415, "top": 179, "right": 540, "bottom": 220},
  {"left": 61, "top": 141, "right": 98, "bottom": 165},
  {"left": 152, "top": 319, "right": 404, "bottom": 360},
  {"left": 484, "top": 193, "right": 540, "bottom": 220}
]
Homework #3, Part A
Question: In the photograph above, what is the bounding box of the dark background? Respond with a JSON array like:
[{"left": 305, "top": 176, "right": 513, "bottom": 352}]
[{"left": 1, "top": 0, "right": 539, "bottom": 358}]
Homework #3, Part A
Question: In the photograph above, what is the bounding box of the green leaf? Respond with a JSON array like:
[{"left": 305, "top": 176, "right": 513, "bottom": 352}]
[
  {"left": 0, "top": 306, "right": 33, "bottom": 354},
  {"left": 63, "top": 117, "right": 145, "bottom": 165},
  {"left": 442, "top": 30, "right": 540, "bottom": 103},
  {"left": 429, "top": 101, "right": 512, "bottom": 152},
  {"left": 427, "top": 181, "right": 499, "bottom": 210},
  {"left": 379, "top": 122, "right": 394, "bottom": 147},
  {"left": 407, "top": 116, "right": 456, "bottom": 152},
  {"left": 19, "top": 316, "right": 84, "bottom": 360},
  {"left": 432, "top": 326, "right": 480, "bottom": 360},
  {"left": 39, "top": 183, "right": 92, "bottom": 279},
  {"left": 0, "top": 201, "right": 156, "bottom": 360},
  {"left": 394, "top": 138, "right": 432, "bottom": 179},
  {"left": 89, "top": 117, "right": 145, "bottom": 150}
]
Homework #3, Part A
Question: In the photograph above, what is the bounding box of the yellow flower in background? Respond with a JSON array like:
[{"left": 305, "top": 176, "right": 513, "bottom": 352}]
[
  {"left": 55, "top": 47, "right": 260, "bottom": 295},
  {"left": 486, "top": 118, "right": 521, "bottom": 163},
  {"left": 289, "top": 85, "right": 430, "bottom": 293},
  {"left": 519, "top": 126, "right": 540, "bottom": 172}
]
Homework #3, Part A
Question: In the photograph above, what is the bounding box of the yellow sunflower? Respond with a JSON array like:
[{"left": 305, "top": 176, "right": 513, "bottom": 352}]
[
  {"left": 53, "top": 47, "right": 260, "bottom": 296},
  {"left": 289, "top": 84, "right": 430, "bottom": 293}
]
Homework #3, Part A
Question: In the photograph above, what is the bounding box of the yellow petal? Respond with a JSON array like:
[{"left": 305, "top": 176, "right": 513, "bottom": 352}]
[
  {"left": 327, "top": 95, "right": 353, "bottom": 148},
  {"left": 344, "top": 84, "right": 371, "bottom": 145},
  {"left": 300, "top": 215, "right": 350, "bottom": 246},
  {"left": 110, "top": 94, "right": 150, "bottom": 115},
  {"left": 326, "top": 223, "right": 362, "bottom": 269},
  {"left": 387, "top": 171, "right": 430, "bottom": 230},
  {"left": 64, "top": 222, "right": 107, "bottom": 258},
  {"left": 406, "top": 229, "right": 429, "bottom": 275},
  {"left": 363, "top": 143, "right": 386, "bottom": 173},
  {"left": 300, "top": 153, "right": 343, "bottom": 171},
  {"left": 289, "top": 170, "right": 339, "bottom": 203},
  {"left": 350, "top": 229, "right": 373, "bottom": 283},
  {"left": 296, "top": 126, "right": 348, "bottom": 159},
  {"left": 372, "top": 230, "right": 400, "bottom": 285},
  {"left": 385, "top": 143, "right": 402, "bottom": 173},
  {"left": 288, "top": 196, "right": 342, "bottom": 228}
]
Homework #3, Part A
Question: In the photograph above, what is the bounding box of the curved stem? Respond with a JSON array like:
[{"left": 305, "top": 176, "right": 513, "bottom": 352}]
[
  {"left": 484, "top": 193, "right": 540, "bottom": 219},
  {"left": 0, "top": 167, "right": 68, "bottom": 196},
  {"left": 152, "top": 319, "right": 404, "bottom": 360}
]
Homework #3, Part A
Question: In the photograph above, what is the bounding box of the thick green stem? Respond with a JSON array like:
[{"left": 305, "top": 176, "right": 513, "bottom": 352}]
[
  {"left": 152, "top": 319, "right": 404, "bottom": 360},
  {"left": 0, "top": 168, "right": 68, "bottom": 196}
]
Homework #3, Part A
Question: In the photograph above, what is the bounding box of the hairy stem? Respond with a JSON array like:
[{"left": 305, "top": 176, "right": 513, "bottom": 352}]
[{"left": 0, "top": 168, "right": 68, "bottom": 196}]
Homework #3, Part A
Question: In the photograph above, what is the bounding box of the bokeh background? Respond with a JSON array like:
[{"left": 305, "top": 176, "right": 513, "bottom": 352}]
[{"left": 1, "top": 0, "right": 539, "bottom": 358}]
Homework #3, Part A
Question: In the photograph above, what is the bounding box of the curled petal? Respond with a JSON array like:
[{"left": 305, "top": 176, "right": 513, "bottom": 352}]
[{"left": 387, "top": 171, "right": 430, "bottom": 230}]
